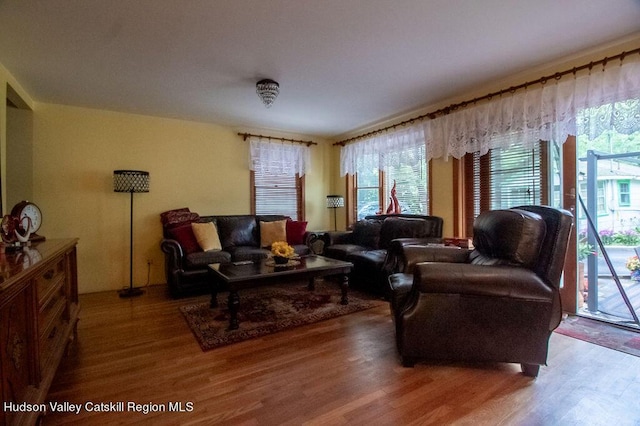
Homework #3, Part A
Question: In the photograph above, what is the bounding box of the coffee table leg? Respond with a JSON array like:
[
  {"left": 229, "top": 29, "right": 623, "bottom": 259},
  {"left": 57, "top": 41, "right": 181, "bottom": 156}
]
[
  {"left": 340, "top": 274, "right": 349, "bottom": 305},
  {"left": 228, "top": 290, "right": 240, "bottom": 330},
  {"left": 308, "top": 277, "right": 315, "bottom": 291}
]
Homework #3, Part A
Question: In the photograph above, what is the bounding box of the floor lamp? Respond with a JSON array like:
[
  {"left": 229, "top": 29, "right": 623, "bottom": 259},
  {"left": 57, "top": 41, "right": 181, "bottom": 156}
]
[
  {"left": 326, "top": 195, "right": 344, "bottom": 231},
  {"left": 114, "top": 170, "right": 150, "bottom": 298}
]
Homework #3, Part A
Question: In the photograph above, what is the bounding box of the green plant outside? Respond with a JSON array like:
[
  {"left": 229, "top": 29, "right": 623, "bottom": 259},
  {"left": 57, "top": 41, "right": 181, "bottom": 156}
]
[
  {"left": 596, "top": 229, "right": 640, "bottom": 246},
  {"left": 578, "top": 242, "right": 595, "bottom": 261}
]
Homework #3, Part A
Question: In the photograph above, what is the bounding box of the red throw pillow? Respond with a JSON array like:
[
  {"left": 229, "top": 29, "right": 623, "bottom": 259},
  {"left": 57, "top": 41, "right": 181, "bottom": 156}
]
[
  {"left": 286, "top": 220, "right": 308, "bottom": 245},
  {"left": 167, "top": 223, "right": 201, "bottom": 254}
]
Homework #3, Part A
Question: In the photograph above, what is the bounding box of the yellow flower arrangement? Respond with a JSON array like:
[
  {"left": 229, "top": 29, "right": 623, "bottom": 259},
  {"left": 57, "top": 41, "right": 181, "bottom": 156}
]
[
  {"left": 627, "top": 255, "right": 640, "bottom": 272},
  {"left": 271, "top": 241, "right": 295, "bottom": 258}
]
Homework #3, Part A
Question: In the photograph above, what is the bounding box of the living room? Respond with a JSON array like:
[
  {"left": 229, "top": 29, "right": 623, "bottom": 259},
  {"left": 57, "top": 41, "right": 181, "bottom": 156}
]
[{"left": 1, "top": 1, "right": 640, "bottom": 424}]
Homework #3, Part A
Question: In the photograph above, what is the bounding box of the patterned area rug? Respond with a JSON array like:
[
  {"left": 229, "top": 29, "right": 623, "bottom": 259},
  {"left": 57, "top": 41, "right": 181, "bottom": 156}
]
[
  {"left": 180, "top": 280, "right": 384, "bottom": 351},
  {"left": 554, "top": 316, "right": 640, "bottom": 357}
]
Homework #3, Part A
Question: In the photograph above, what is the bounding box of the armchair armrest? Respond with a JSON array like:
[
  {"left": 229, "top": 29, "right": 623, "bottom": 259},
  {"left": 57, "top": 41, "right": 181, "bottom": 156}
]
[
  {"left": 393, "top": 243, "right": 471, "bottom": 274},
  {"left": 413, "top": 263, "right": 552, "bottom": 301}
]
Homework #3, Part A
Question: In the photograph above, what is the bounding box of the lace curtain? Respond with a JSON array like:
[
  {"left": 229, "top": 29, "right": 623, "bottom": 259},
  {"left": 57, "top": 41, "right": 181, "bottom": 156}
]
[
  {"left": 427, "top": 59, "right": 640, "bottom": 160},
  {"left": 340, "top": 125, "right": 425, "bottom": 176},
  {"left": 341, "top": 58, "right": 640, "bottom": 171},
  {"left": 249, "top": 136, "right": 311, "bottom": 176}
]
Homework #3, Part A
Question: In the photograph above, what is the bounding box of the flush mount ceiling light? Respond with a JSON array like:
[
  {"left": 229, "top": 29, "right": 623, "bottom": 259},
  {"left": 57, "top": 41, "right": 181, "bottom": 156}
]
[{"left": 256, "top": 79, "right": 279, "bottom": 108}]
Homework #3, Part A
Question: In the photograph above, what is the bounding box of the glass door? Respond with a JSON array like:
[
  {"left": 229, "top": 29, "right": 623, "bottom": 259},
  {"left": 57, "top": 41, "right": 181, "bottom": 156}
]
[{"left": 574, "top": 128, "right": 640, "bottom": 330}]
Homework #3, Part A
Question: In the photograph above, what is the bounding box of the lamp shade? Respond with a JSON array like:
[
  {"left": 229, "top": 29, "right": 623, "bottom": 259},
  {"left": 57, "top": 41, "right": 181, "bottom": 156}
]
[
  {"left": 326, "top": 195, "right": 344, "bottom": 208},
  {"left": 113, "top": 170, "right": 150, "bottom": 193}
]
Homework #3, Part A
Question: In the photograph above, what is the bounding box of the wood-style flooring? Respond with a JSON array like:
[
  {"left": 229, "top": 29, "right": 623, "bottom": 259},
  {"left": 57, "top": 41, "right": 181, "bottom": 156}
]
[{"left": 44, "top": 284, "right": 640, "bottom": 425}]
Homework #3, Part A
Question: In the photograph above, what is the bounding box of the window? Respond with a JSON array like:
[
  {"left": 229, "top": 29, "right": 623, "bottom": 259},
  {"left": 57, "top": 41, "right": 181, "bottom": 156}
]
[
  {"left": 248, "top": 137, "right": 309, "bottom": 221},
  {"left": 350, "top": 144, "right": 429, "bottom": 221},
  {"left": 578, "top": 180, "right": 607, "bottom": 216},
  {"left": 354, "top": 153, "right": 381, "bottom": 219},
  {"left": 618, "top": 180, "right": 631, "bottom": 207},
  {"left": 251, "top": 170, "right": 303, "bottom": 220},
  {"left": 463, "top": 141, "right": 548, "bottom": 236}
]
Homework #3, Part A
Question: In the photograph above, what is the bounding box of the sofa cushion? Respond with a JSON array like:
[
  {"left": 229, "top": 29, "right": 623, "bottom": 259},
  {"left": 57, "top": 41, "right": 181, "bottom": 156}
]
[
  {"left": 292, "top": 244, "right": 311, "bottom": 256},
  {"left": 378, "top": 217, "right": 435, "bottom": 249},
  {"left": 191, "top": 222, "right": 222, "bottom": 251},
  {"left": 286, "top": 220, "right": 308, "bottom": 245},
  {"left": 227, "top": 246, "right": 272, "bottom": 262},
  {"left": 347, "top": 249, "right": 388, "bottom": 271},
  {"left": 471, "top": 209, "right": 546, "bottom": 268},
  {"left": 260, "top": 219, "right": 287, "bottom": 248},
  {"left": 167, "top": 223, "right": 201, "bottom": 255},
  {"left": 216, "top": 216, "right": 258, "bottom": 249},
  {"left": 185, "top": 250, "right": 231, "bottom": 268},
  {"left": 352, "top": 219, "right": 383, "bottom": 248},
  {"left": 324, "top": 244, "right": 369, "bottom": 261}
]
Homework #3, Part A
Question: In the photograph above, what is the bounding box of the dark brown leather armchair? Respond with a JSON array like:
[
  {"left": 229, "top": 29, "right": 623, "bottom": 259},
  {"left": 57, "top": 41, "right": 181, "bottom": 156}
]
[{"left": 388, "top": 205, "right": 573, "bottom": 377}]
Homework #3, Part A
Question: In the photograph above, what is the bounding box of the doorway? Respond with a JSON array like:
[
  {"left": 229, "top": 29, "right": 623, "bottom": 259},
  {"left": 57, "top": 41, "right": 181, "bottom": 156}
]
[{"left": 561, "top": 124, "right": 640, "bottom": 330}]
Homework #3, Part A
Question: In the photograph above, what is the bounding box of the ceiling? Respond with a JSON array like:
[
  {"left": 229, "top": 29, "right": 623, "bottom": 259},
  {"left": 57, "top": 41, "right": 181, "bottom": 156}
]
[{"left": 1, "top": 1, "right": 639, "bottom": 139}]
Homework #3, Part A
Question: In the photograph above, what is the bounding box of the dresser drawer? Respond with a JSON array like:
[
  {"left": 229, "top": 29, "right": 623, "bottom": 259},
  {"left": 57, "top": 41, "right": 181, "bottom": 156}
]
[
  {"left": 39, "top": 297, "right": 67, "bottom": 371},
  {"left": 36, "top": 258, "right": 67, "bottom": 306},
  {"left": 38, "top": 280, "right": 66, "bottom": 332}
]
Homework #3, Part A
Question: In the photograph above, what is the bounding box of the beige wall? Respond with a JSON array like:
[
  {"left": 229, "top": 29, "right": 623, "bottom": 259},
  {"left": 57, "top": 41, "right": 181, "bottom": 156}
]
[{"left": 31, "top": 103, "right": 330, "bottom": 294}]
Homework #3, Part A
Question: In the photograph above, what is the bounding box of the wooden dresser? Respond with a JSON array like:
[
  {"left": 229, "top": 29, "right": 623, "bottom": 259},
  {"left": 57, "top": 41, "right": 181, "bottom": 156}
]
[{"left": 0, "top": 239, "right": 79, "bottom": 426}]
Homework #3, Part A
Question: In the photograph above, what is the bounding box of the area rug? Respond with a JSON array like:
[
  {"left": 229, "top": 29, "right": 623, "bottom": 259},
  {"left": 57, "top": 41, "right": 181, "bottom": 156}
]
[
  {"left": 180, "top": 281, "right": 383, "bottom": 351},
  {"left": 554, "top": 316, "right": 640, "bottom": 357}
]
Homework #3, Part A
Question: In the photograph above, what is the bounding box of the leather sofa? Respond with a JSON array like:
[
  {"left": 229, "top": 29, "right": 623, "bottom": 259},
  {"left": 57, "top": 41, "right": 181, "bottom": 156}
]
[
  {"left": 388, "top": 205, "right": 573, "bottom": 377},
  {"left": 160, "top": 210, "right": 311, "bottom": 298},
  {"left": 322, "top": 214, "right": 443, "bottom": 297}
]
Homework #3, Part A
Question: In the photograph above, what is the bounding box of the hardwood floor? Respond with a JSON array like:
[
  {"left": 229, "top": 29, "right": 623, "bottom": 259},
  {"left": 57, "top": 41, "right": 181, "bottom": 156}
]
[{"left": 43, "top": 284, "right": 640, "bottom": 425}]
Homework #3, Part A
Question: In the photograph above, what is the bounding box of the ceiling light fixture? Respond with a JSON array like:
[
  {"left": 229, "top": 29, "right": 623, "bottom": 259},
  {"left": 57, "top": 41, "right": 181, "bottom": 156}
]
[{"left": 256, "top": 79, "right": 279, "bottom": 108}]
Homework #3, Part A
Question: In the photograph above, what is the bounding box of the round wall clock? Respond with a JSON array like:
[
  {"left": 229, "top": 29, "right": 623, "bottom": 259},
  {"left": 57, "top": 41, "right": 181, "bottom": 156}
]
[{"left": 10, "top": 201, "right": 45, "bottom": 241}]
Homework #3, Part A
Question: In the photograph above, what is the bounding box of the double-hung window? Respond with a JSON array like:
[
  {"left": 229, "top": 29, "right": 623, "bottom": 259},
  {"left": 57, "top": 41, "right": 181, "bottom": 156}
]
[
  {"left": 251, "top": 169, "right": 304, "bottom": 220},
  {"left": 348, "top": 142, "right": 429, "bottom": 222},
  {"left": 618, "top": 180, "right": 631, "bottom": 207},
  {"left": 249, "top": 137, "right": 309, "bottom": 221},
  {"left": 463, "top": 141, "right": 549, "bottom": 236}
]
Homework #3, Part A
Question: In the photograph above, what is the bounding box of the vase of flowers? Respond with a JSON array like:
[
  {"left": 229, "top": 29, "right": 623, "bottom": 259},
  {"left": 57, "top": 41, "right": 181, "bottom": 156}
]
[
  {"left": 271, "top": 241, "right": 295, "bottom": 265},
  {"left": 626, "top": 255, "right": 640, "bottom": 282}
]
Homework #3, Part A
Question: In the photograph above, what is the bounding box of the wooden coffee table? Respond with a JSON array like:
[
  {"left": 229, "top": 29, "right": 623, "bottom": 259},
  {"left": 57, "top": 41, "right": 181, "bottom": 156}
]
[{"left": 208, "top": 255, "right": 353, "bottom": 330}]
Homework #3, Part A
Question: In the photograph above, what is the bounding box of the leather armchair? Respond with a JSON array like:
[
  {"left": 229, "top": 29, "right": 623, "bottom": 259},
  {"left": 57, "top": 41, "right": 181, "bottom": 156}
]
[{"left": 388, "top": 205, "right": 573, "bottom": 377}]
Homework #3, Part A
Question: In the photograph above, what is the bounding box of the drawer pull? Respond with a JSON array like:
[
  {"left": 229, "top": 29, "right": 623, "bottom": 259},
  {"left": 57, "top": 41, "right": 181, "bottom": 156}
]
[{"left": 44, "top": 269, "right": 55, "bottom": 280}]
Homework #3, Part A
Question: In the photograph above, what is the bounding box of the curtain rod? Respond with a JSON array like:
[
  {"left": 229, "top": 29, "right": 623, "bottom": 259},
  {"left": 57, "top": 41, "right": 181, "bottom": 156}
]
[
  {"left": 238, "top": 132, "right": 317, "bottom": 146},
  {"left": 334, "top": 47, "right": 640, "bottom": 147}
]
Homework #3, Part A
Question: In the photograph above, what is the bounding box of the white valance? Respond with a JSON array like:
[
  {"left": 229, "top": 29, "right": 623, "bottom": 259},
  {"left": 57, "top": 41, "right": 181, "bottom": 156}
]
[
  {"left": 427, "top": 59, "right": 640, "bottom": 160},
  {"left": 341, "top": 58, "right": 640, "bottom": 172},
  {"left": 340, "top": 125, "right": 425, "bottom": 176},
  {"left": 249, "top": 136, "right": 310, "bottom": 176}
]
